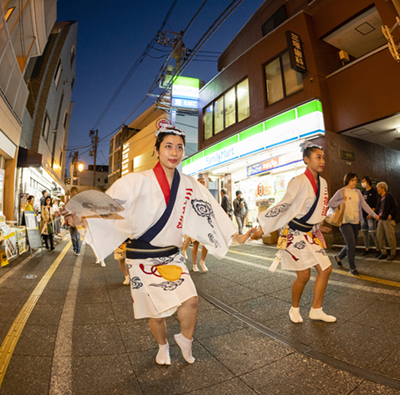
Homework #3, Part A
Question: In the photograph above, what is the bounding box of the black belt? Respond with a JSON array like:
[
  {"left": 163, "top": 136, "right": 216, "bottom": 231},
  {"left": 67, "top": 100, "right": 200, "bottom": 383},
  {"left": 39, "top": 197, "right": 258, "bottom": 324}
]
[
  {"left": 288, "top": 218, "right": 313, "bottom": 232},
  {"left": 125, "top": 239, "right": 179, "bottom": 259}
]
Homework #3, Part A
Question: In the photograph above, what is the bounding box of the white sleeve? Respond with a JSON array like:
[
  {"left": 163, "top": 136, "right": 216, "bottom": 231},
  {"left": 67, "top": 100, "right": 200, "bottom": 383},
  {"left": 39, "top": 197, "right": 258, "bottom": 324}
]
[
  {"left": 182, "top": 182, "right": 237, "bottom": 260},
  {"left": 257, "top": 176, "right": 308, "bottom": 234},
  {"left": 84, "top": 174, "right": 143, "bottom": 260}
]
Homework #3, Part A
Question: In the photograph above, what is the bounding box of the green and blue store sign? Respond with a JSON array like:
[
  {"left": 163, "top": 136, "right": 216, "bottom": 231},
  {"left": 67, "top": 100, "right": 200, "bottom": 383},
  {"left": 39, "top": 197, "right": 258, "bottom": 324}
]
[{"left": 182, "top": 100, "right": 325, "bottom": 176}]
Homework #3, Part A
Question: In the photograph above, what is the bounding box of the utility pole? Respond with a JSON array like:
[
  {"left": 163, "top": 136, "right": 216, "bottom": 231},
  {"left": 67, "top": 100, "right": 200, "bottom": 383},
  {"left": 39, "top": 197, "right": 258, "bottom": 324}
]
[{"left": 89, "top": 129, "right": 98, "bottom": 187}]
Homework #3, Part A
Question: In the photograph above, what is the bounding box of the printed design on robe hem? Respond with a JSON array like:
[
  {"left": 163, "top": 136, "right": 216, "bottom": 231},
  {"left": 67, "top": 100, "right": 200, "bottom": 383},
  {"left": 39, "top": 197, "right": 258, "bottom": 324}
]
[
  {"left": 265, "top": 203, "right": 290, "bottom": 217},
  {"left": 315, "top": 249, "right": 328, "bottom": 256},
  {"left": 288, "top": 228, "right": 301, "bottom": 236},
  {"left": 294, "top": 241, "right": 306, "bottom": 250},
  {"left": 131, "top": 276, "right": 143, "bottom": 289},
  {"left": 208, "top": 233, "right": 219, "bottom": 248},
  {"left": 150, "top": 255, "right": 175, "bottom": 265},
  {"left": 149, "top": 278, "right": 185, "bottom": 291},
  {"left": 191, "top": 199, "right": 215, "bottom": 228}
]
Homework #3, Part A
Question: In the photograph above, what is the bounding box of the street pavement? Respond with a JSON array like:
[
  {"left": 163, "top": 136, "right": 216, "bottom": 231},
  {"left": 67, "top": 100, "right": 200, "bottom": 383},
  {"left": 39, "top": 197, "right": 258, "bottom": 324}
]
[{"left": 0, "top": 232, "right": 399, "bottom": 394}]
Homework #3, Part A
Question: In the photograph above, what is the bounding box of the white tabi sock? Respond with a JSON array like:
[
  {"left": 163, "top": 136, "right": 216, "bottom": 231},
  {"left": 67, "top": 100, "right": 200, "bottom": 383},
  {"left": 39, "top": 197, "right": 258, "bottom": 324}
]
[
  {"left": 174, "top": 333, "right": 195, "bottom": 363},
  {"left": 199, "top": 260, "right": 208, "bottom": 272},
  {"left": 193, "top": 265, "right": 199, "bottom": 272},
  {"left": 309, "top": 307, "right": 336, "bottom": 322},
  {"left": 156, "top": 342, "right": 171, "bottom": 365},
  {"left": 289, "top": 306, "right": 303, "bottom": 323},
  {"left": 123, "top": 275, "right": 130, "bottom": 285}
]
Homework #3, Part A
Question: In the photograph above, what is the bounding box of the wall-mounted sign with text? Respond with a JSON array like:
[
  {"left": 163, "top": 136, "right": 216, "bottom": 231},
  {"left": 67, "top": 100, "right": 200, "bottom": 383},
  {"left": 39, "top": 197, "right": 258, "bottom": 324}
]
[
  {"left": 172, "top": 76, "right": 199, "bottom": 111},
  {"left": 286, "top": 30, "right": 307, "bottom": 73}
]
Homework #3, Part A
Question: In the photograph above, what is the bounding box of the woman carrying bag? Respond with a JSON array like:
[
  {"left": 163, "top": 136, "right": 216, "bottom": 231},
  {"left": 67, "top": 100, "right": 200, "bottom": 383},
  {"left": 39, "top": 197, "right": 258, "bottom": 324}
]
[
  {"left": 328, "top": 173, "right": 379, "bottom": 275},
  {"left": 41, "top": 196, "right": 55, "bottom": 250}
]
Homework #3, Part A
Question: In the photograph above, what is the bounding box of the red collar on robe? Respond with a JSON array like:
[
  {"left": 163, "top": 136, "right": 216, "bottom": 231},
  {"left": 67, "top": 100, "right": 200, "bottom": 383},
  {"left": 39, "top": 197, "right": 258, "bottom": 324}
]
[
  {"left": 153, "top": 161, "right": 170, "bottom": 205},
  {"left": 304, "top": 168, "right": 318, "bottom": 196}
]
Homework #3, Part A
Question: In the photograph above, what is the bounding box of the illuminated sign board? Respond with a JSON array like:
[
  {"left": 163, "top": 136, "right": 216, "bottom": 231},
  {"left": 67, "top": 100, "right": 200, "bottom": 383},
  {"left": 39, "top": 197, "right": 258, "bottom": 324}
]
[
  {"left": 182, "top": 100, "right": 324, "bottom": 176},
  {"left": 247, "top": 151, "right": 303, "bottom": 177},
  {"left": 172, "top": 76, "right": 199, "bottom": 110}
]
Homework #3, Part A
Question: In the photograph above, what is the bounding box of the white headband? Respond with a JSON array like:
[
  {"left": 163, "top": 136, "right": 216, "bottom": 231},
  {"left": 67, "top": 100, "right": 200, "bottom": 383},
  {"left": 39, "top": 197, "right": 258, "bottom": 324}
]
[
  {"left": 155, "top": 124, "right": 186, "bottom": 138},
  {"left": 299, "top": 140, "right": 323, "bottom": 152}
]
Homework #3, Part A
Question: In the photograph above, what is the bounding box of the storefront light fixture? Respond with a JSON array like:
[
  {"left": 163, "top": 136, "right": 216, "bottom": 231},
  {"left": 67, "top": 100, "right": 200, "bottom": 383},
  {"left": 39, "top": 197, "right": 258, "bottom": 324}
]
[
  {"left": 397, "top": 127, "right": 400, "bottom": 133},
  {"left": 77, "top": 163, "right": 84, "bottom": 172}
]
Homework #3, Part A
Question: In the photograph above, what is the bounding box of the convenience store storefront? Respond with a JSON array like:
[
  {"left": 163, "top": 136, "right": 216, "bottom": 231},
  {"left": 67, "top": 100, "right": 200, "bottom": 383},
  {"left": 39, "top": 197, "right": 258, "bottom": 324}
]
[{"left": 182, "top": 100, "right": 325, "bottom": 226}]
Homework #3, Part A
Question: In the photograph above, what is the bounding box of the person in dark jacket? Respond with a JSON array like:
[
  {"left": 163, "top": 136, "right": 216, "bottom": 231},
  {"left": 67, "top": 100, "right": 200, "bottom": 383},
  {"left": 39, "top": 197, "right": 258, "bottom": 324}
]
[
  {"left": 220, "top": 188, "right": 232, "bottom": 219},
  {"left": 376, "top": 182, "right": 398, "bottom": 261},
  {"left": 361, "top": 176, "right": 379, "bottom": 256},
  {"left": 233, "top": 190, "right": 248, "bottom": 235}
]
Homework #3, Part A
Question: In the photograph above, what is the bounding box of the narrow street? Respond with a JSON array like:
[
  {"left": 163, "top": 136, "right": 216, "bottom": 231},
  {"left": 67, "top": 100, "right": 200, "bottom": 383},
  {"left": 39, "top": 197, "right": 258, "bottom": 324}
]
[{"left": 0, "top": 233, "right": 399, "bottom": 394}]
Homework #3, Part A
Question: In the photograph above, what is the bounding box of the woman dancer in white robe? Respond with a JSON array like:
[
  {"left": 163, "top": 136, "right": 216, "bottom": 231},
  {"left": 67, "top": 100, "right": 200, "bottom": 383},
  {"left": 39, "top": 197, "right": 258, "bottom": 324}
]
[
  {"left": 65, "top": 125, "right": 253, "bottom": 365},
  {"left": 252, "top": 141, "right": 336, "bottom": 324}
]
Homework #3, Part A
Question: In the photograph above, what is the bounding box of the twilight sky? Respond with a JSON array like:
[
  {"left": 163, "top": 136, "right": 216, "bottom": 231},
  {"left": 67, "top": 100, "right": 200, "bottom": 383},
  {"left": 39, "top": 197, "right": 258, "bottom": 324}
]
[{"left": 57, "top": 0, "right": 265, "bottom": 168}]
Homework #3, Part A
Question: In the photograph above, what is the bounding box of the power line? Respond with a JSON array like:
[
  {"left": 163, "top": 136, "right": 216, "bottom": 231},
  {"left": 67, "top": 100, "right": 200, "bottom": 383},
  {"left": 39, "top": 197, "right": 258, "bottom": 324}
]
[{"left": 89, "top": 0, "right": 179, "bottom": 131}]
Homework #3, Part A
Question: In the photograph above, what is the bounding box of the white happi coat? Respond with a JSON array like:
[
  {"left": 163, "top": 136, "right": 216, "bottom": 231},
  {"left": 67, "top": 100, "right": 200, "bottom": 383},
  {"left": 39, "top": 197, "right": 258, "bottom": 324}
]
[
  {"left": 257, "top": 169, "right": 331, "bottom": 271},
  {"left": 84, "top": 163, "right": 237, "bottom": 318}
]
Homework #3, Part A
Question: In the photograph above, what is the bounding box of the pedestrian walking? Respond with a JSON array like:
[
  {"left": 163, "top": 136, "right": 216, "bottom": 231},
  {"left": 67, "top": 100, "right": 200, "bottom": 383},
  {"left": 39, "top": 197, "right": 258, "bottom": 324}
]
[
  {"left": 40, "top": 190, "right": 48, "bottom": 208},
  {"left": 361, "top": 176, "right": 379, "bottom": 256},
  {"left": 329, "top": 172, "right": 379, "bottom": 275},
  {"left": 376, "top": 182, "right": 398, "bottom": 261},
  {"left": 62, "top": 124, "right": 254, "bottom": 365},
  {"left": 53, "top": 198, "right": 61, "bottom": 235},
  {"left": 221, "top": 188, "right": 233, "bottom": 219},
  {"left": 40, "top": 196, "right": 55, "bottom": 250},
  {"left": 252, "top": 141, "right": 336, "bottom": 323},
  {"left": 66, "top": 187, "right": 81, "bottom": 256},
  {"left": 233, "top": 190, "right": 248, "bottom": 235}
]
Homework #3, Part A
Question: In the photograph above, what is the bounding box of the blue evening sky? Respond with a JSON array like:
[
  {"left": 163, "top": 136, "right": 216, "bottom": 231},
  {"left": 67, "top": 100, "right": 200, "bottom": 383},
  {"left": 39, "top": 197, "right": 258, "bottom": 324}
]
[{"left": 57, "top": 0, "right": 265, "bottom": 168}]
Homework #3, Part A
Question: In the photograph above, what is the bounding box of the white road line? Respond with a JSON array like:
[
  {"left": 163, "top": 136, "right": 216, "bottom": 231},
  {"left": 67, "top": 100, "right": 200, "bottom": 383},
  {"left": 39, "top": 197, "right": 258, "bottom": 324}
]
[
  {"left": 223, "top": 254, "right": 400, "bottom": 297},
  {"left": 49, "top": 243, "right": 86, "bottom": 395}
]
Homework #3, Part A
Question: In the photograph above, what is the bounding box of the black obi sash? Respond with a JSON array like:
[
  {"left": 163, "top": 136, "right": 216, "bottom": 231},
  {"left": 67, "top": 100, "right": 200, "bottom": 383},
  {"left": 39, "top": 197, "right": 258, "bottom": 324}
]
[
  {"left": 126, "top": 168, "right": 180, "bottom": 260},
  {"left": 288, "top": 174, "right": 320, "bottom": 232}
]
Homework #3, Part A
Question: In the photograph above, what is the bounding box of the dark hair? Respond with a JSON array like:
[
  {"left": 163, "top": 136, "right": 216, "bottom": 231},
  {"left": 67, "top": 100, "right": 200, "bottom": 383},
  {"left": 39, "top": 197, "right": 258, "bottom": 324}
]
[
  {"left": 362, "top": 176, "right": 372, "bottom": 186},
  {"left": 27, "top": 195, "right": 34, "bottom": 203},
  {"left": 221, "top": 188, "right": 227, "bottom": 194},
  {"left": 344, "top": 172, "right": 358, "bottom": 186},
  {"left": 42, "top": 190, "right": 47, "bottom": 195},
  {"left": 236, "top": 190, "right": 242, "bottom": 196},
  {"left": 154, "top": 132, "right": 186, "bottom": 152},
  {"left": 45, "top": 196, "right": 52, "bottom": 205},
  {"left": 303, "top": 146, "right": 323, "bottom": 164}
]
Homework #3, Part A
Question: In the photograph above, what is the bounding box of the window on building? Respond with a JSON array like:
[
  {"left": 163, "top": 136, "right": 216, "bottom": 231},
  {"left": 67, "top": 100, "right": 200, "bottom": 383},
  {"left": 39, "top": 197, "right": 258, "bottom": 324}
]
[
  {"left": 265, "top": 52, "right": 303, "bottom": 105},
  {"left": 104, "top": 178, "right": 108, "bottom": 183},
  {"left": 204, "top": 78, "right": 250, "bottom": 140},
  {"left": 224, "top": 88, "right": 236, "bottom": 128},
  {"left": 204, "top": 104, "right": 213, "bottom": 140},
  {"left": 5, "top": 7, "right": 15, "bottom": 21},
  {"left": 71, "top": 75, "right": 75, "bottom": 90},
  {"left": 97, "top": 178, "right": 100, "bottom": 182},
  {"left": 42, "top": 113, "right": 51, "bottom": 142},
  {"left": 109, "top": 139, "right": 114, "bottom": 154},
  {"left": 59, "top": 151, "right": 63, "bottom": 165},
  {"left": 70, "top": 43, "right": 76, "bottom": 67},
  {"left": 214, "top": 97, "right": 224, "bottom": 134},
  {"left": 262, "top": 5, "right": 286, "bottom": 37},
  {"left": 237, "top": 79, "right": 250, "bottom": 122},
  {"left": 54, "top": 60, "right": 62, "bottom": 88},
  {"left": 63, "top": 110, "right": 68, "bottom": 129}
]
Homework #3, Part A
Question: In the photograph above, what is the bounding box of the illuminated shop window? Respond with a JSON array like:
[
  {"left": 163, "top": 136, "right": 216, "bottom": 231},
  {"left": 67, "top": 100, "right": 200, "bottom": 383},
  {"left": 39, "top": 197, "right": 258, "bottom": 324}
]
[
  {"left": 224, "top": 87, "right": 236, "bottom": 128},
  {"left": 214, "top": 96, "right": 224, "bottom": 134},
  {"left": 237, "top": 79, "right": 250, "bottom": 122},
  {"left": 265, "top": 52, "right": 303, "bottom": 105},
  {"left": 203, "top": 78, "right": 250, "bottom": 140},
  {"left": 204, "top": 103, "right": 213, "bottom": 140}
]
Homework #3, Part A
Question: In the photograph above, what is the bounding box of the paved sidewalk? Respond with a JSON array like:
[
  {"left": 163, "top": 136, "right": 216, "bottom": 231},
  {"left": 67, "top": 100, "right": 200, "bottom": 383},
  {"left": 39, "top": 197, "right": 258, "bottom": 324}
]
[{"left": 0, "top": 236, "right": 399, "bottom": 394}]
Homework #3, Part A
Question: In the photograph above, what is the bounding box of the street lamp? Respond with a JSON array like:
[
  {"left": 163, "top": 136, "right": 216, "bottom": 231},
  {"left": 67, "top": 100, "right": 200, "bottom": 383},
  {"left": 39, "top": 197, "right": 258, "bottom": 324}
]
[{"left": 78, "top": 163, "right": 84, "bottom": 172}]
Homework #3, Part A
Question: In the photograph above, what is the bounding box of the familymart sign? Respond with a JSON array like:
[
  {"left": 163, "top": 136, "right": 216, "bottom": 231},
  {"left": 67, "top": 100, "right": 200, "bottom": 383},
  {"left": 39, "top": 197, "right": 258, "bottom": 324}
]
[{"left": 182, "top": 100, "right": 325, "bottom": 175}]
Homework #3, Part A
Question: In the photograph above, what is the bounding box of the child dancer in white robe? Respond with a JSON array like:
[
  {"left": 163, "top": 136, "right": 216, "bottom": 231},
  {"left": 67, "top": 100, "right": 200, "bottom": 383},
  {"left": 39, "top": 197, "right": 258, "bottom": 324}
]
[
  {"left": 64, "top": 125, "right": 254, "bottom": 365},
  {"left": 252, "top": 141, "right": 336, "bottom": 324}
]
